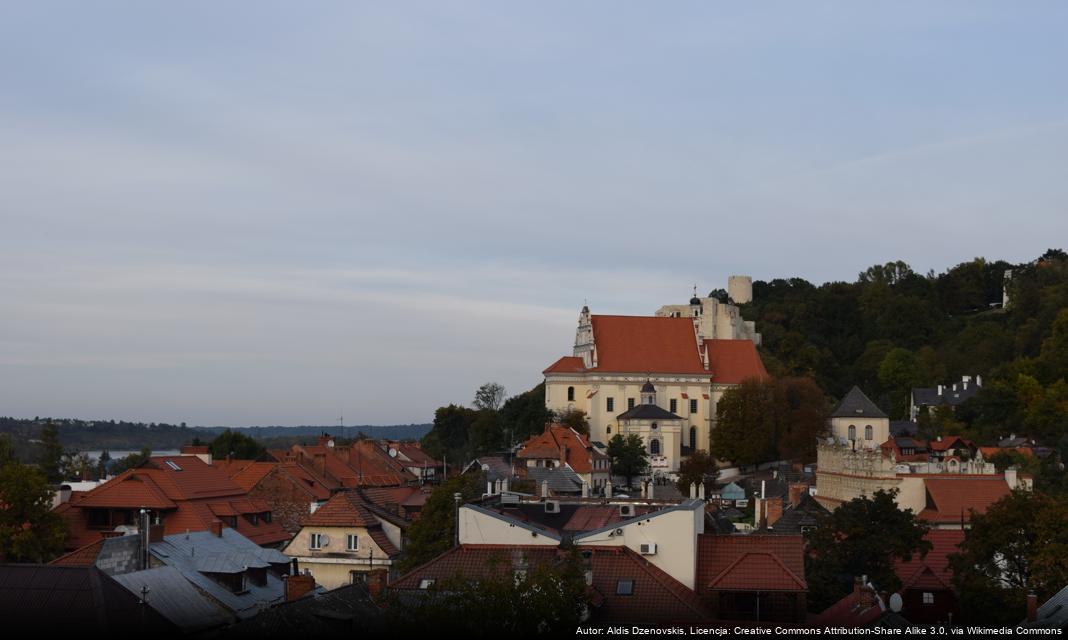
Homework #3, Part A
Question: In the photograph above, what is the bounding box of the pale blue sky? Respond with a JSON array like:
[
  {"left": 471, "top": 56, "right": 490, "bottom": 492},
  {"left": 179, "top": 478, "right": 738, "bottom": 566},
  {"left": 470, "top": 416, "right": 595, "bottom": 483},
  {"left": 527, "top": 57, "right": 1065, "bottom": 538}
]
[{"left": 2, "top": 2, "right": 1066, "bottom": 425}]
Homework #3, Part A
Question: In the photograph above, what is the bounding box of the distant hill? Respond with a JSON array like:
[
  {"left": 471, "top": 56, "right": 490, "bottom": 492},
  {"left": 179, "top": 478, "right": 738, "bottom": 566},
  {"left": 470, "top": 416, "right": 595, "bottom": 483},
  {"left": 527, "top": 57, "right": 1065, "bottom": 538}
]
[{"left": 0, "top": 416, "right": 431, "bottom": 458}]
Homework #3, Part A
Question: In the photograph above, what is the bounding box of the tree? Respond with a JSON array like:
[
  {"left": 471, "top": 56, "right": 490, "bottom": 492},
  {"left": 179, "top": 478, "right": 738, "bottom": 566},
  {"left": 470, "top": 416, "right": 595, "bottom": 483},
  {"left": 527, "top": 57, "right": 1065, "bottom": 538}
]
[
  {"left": 398, "top": 473, "right": 484, "bottom": 573},
  {"left": 208, "top": 429, "right": 266, "bottom": 460},
  {"left": 37, "top": 421, "right": 64, "bottom": 483},
  {"left": 498, "top": 382, "right": 554, "bottom": 445},
  {"left": 0, "top": 457, "right": 67, "bottom": 562},
  {"left": 774, "top": 377, "right": 830, "bottom": 461},
  {"left": 473, "top": 382, "right": 507, "bottom": 412},
  {"left": 676, "top": 450, "right": 717, "bottom": 496},
  {"left": 950, "top": 491, "right": 1068, "bottom": 625},
  {"left": 97, "top": 449, "right": 111, "bottom": 479},
  {"left": 711, "top": 379, "right": 778, "bottom": 465},
  {"left": 607, "top": 434, "right": 648, "bottom": 488},
  {"left": 110, "top": 445, "right": 152, "bottom": 475},
  {"left": 805, "top": 489, "right": 931, "bottom": 611},
  {"left": 554, "top": 407, "right": 589, "bottom": 435},
  {"left": 877, "top": 348, "right": 927, "bottom": 419},
  {"left": 421, "top": 404, "right": 480, "bottom": 461}
]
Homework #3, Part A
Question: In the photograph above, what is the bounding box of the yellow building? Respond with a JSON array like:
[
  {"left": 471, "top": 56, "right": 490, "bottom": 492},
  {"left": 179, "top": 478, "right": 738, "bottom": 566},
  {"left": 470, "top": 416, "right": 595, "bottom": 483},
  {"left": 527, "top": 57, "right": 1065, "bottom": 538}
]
[
  {"left": 282, "top": 491, "right": 404, "bottom": 589},
  {"left": 543, "top": 302, "right": 768, "bottom": 462}
]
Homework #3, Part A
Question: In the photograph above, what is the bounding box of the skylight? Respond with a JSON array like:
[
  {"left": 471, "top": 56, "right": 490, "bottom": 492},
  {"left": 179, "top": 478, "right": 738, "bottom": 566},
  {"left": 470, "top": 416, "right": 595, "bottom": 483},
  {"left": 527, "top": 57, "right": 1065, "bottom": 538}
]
[{"left": 165, "top": 460, "right": 182, "bottom": 471}]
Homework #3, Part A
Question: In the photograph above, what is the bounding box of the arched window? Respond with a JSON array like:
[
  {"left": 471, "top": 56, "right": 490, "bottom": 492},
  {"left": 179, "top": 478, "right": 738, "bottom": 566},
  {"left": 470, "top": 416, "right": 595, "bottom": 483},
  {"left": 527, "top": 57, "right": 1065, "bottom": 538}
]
[
  {"left": 848, "top": 425, "right": 856, "bottom": 440},
  {"left": 567, "top": 386, "right": 575, "bottom": 402},
  {"left": 606, "top": 426, "right": 612, "bottom": 435},
  {"left": 865, "top": 425, "right": 873, "bottom": 441},
  {"left": 690, "top": 426, "right": 697, "bottom": 449},
  {"left": 649, "top": 439, "right": 661, "bottom": 455}
]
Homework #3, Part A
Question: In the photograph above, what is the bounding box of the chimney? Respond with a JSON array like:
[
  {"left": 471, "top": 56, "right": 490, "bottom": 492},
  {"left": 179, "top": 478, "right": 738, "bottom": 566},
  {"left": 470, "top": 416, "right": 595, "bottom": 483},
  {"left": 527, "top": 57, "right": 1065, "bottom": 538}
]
[
  {"left": 788, "top": 483, "right": 805, "bottom": 508},
  {"left": 766, "top": 499, "right": 783, "bottom": 528},
  {"left": 487, "top": 480, "right": 494, "bottom": 496},
  {"left": 149, "top": 524, "right": 165, "bottom": 543},
  {"left": 1005, "top": 466, "right": 1018, "bottom": 490},
  {"left": 698, "top": 482, "right": 706, "bottom": 500},
  {"left": 754, "top": 497, "right": 765, "bottom": 529},
  {"left": 367, "top": 569, "right": 388, "bottom": 601},
  {"left": 210, "top": 519, "right": 224, "bottom": 537},
  {"left": 605, "top": 481, "right": 612, "bottom": 498},
  {"left": 541, "top": 480, "right": 550, "bottom": 498},
  {"left": 313, "top": 453, "right": 326, "bottom": 476},
  {"left": 1027, "top": 592, "right": 1038, "bottom": 623},
  {"left": 689, "top": 482, "right": 697, "bottom": 499},
  {"left": 976, "top": 375, "right": 983, "bottom": 387},
  {"left": 284, "top": 573, "right": 316, "bottom": 602},
  {"left": 647, "top": 480, "right": 655, "bottom": 500},
  {"left": 581, "top": 481, "right": 589, "bottom": 498},
  {"left": 937, "top": 384, "right": 943, "bottom": 396},
  {"left": 858, "top": 578, "right": 875, "bottom": 609}
]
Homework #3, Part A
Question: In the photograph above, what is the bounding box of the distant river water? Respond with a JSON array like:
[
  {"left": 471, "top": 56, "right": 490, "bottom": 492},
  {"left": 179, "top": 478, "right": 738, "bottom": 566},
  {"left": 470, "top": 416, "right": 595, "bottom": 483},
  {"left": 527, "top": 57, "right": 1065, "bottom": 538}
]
[{"left": 80, "top": 449, "right": 180, "bottom": 462}]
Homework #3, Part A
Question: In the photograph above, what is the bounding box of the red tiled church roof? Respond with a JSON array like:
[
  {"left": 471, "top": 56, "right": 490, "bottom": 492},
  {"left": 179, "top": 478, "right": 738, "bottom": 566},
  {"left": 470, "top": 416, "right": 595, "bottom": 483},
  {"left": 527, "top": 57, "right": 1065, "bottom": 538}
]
[{"left": 704, "top": 339, "right": 769, "bottom": 384}]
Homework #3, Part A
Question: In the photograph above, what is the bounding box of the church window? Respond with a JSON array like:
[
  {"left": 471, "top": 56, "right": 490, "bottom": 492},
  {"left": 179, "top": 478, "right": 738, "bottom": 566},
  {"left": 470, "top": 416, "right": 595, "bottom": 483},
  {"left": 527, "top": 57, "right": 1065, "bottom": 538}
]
[
  {"left": 848, "top": 425, "right": 856, "bottom": 440},
  {"left": 649, "top": 439, "right": 661, "bottom": 455},
  {"left": 690, "top": 426, "right": 697, "bottom": 449},
  {"left": 689, "top": 399, "right": 698, "bottom": 414},
  {"left": 651, "top": 423, "right": 658, "bottom": 430},
  {"left": 669, "top": 399, "right": 677, "bottom": 413},
  {"left": 627, "top": 398, "right": 635, "bottom": 410},
  {"left": 567, "top": 387, "right": 575, "bottom": 402},
  {"left": 865, "top": 425, "right": 873, "bottom": 441},
  {"left": 607, "top": 397, "right": 614, "bottom": 412},
  {"left": 607, "top": 426, "right": 612, "bottom": 434}
]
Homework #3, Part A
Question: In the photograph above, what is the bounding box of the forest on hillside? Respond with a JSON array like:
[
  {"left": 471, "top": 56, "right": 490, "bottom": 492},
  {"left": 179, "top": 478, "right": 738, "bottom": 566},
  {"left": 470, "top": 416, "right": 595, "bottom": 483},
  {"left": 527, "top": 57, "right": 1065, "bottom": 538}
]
[{"left": 741, "top": 248, "right": 1068, "bottom": 450}]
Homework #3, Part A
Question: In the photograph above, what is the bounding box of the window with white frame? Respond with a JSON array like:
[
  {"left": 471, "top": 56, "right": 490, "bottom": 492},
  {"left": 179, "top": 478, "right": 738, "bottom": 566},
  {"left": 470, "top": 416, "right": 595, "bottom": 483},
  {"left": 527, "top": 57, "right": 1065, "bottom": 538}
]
[
  {"left": 347, "top": 534, "right": 358, "bottom": 551},
  {"left": 922, "top": 592, "right": 934, "bottom": 605},
  {"left": 310, "top": 533, "right": 323, "bottom": 550}
]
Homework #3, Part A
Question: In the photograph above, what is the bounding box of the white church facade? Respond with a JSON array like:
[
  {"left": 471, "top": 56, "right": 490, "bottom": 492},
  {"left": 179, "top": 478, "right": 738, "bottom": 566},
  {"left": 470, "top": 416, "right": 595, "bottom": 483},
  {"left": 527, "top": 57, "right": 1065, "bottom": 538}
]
[{"left": 543, "top": 277, "right": 768, "bottom": 473}]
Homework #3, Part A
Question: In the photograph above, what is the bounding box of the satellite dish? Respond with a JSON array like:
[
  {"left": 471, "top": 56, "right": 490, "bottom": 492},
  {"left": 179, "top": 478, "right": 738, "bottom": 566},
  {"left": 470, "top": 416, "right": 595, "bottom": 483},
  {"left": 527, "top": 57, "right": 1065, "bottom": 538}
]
[
  {"left": 889, "top": 593, "right": 903, "bottom": 613},
  {"left": 388, "top": 448, "right": 398, "bottom": 458}
]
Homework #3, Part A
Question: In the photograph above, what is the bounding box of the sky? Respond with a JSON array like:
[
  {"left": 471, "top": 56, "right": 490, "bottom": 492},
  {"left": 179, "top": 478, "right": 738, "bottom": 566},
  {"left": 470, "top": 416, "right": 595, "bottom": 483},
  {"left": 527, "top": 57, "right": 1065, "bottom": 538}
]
[{"left": 2, "top": 2, "right": 1067, "bottom": 426}]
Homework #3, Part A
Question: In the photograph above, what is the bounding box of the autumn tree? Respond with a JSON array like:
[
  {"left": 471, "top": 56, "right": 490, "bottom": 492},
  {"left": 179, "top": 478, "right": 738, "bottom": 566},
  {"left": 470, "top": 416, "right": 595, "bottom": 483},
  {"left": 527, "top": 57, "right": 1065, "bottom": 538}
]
[
  {"left": 950, "top": 491, "right": 1068, "bottom": 625},
  {"left": 676, "top": 450, "right": 718, "bottom": 496},
  {"left": 712, "top": 377, "right": 828, "bottom": 466},
  {"left": 805, "top": 489, "right": 931, "bottom": 611}
]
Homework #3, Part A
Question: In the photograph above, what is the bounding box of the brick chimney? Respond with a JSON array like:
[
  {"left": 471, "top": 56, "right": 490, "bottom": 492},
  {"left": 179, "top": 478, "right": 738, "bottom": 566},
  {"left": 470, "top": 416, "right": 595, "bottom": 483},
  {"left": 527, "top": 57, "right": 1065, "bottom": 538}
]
[
  {"left": 210, "top": 519, "right": 224, "bottom": 537},
  {"left": 313, "top": 453, "right": 327, "bottom": 476},
  {"left": 1027, "top": 592, "right": 1038, "bottom": 623},
  {"left": 148, "top": 523, "right": 165, "bottom": 543},
  {"left": 788, "top": 483, "right": 806, "bottom": 508},
  {"left": 766, "top": 498, "right": 783, "bottom": 527},
  {"left": 285, "top": 573, "right": 316, "bottom": 602},
  {"left": 367, "top": 568, "right": 388, "bottom": 601}
]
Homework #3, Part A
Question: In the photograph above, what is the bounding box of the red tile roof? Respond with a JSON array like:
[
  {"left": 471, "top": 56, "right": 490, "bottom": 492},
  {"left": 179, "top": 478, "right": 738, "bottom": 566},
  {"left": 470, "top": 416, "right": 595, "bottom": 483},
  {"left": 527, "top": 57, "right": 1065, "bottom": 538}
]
[
  {"left": 53, "top": 456, "right": 291, "bottom": 549},
  {"left": 928, "top": 436, "right": 974, "bottom": 452},
  {"left": 543, "top": 356, "right": 587, "bottom": 374},
  {"left": 697, "top": 534, "right": 807, "bottom": 592},
  {"left": 389, "top": 545, "right": 710, "bottom": 624},
  {"left": 704, "top": 339, "right": 769, "bottom": 384},
  {"left": 517, "top": 424, "right": 609, "bottom": 475},
  {"left": 894, "top": 529, "right": 965, "bottom": 591},
  {"left": 299, "top": 492, "right": 401, "bottom": 556},
  {"left": 811, "top": 584, "right": 886, "bottom": 627},
  {"left": 49, "top": 539, "right": 106, "bottom": 567},
  {"left": 919, "top": 477, "right": 1011, "bottom": 524}
]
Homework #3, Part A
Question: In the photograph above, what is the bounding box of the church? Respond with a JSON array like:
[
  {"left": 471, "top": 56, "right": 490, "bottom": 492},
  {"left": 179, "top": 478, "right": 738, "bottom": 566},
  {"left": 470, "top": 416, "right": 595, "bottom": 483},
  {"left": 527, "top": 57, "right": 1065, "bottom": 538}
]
[{"left": 543, "top": 277, "right": 769, "bottom": 474}]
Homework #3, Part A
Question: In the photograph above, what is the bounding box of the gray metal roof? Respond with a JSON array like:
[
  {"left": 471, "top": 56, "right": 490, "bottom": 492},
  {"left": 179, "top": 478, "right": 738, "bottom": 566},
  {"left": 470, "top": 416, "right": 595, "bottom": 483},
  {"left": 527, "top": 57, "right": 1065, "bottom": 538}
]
[
  {"left": 616, "top": 404, "right": 683, "bottom": 421},
  {"left": 832, "top": 386, "right": 888, "bottom": 419},
  {"left": 912, "top": 384, "right": 980, "bottom": 408},
  {"left": 890, "top": 420, "right": 919, "bottom": 437},
  {"left": 112, "top": 566, "right": 231, "bottom": 632},
  {"left": 525, "top": 466, "right": 583, "bottom": 493},
  {"left": 1023, "top": 583, "right": 1068, "bottom": 629},
  {"left": 149, "top": 528, "right": 289, "bottom": 619}
]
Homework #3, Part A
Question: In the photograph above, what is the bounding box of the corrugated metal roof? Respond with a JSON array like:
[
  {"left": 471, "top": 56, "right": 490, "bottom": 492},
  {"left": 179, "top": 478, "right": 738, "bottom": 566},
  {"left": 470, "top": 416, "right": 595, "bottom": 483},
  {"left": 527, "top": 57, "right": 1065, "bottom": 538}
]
[{"left": 112, "top": 566, "right": 231, "bottom": 631}]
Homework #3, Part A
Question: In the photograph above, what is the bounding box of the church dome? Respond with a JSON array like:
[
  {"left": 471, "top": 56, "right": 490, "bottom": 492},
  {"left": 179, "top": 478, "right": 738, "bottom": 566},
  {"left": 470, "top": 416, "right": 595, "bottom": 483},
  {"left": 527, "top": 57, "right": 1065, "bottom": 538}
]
[
  {"left": 640, "top": 380, "right": 656, "bottom": 393},
  {"left": 690, "top": 296, "right": 701, "bottom": 305}
]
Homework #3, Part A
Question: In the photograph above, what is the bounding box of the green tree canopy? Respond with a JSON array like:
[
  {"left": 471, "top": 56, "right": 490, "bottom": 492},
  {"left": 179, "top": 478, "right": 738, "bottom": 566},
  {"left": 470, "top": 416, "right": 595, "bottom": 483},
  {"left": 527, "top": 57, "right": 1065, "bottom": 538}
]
[
  {"left": 37, "top": 421, "right": 64, "bottom": 483},
  {"left": 607, "top": 433, "right": 648, "bottom": 488},
  {"left": 675, "top": 450, "right": 717, "bottom": 496},
  {"left": 398, "top": 472, "right": 484, "bottom": 573},
  {"left": 0, "top": 457, "right": 67, "bottom": 562},
  {"left": 805, "top": 489, "right": 931, "bottom": 612},
  {"left": 208, "top": 429, "right": 266, "bottom": 460}
]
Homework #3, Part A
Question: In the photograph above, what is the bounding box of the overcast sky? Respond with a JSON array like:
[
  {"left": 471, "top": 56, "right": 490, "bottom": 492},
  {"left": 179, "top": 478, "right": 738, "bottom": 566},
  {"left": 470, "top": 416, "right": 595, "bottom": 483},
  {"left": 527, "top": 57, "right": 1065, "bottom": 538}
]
[{"left": 2, "top": 2, "right": 1067, "bottom": 427}]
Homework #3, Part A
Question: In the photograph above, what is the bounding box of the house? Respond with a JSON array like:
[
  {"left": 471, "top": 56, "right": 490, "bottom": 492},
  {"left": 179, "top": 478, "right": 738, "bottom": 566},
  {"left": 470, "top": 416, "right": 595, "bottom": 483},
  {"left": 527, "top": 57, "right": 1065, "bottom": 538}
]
[
  {"left": 283, "top": 491, "right": 403, "bottom": 589},
  {"left": 811, "top": 578, "right": 906, "bottom": 628},
  {"left": 713, "top": 482, "right": 748, "bottom": 507},
  {"left": 388, "top": 544, "right": 712, "bottom": 626},
  {"left": 53, "top": 455, "right": 291, "bottom": 550},
  {"left": 213, "top": 459, "right": 333, "bottom": 534},
  {"left": 0, "top": 564, "right": 179, "bottom": 634},
  {"left": 269, "top": 435, "right": 418, "bottom": 490},
  {"left": 910, "top": 375, "right": 982, "bottom": 421},
  {"left": 766, "top": 485, "right": 827, "bottom": 535},
  {"left": 112, "top": 566, "right": 233, "bottom": 633},
  {"left": 378, "top": 441, "right": 443, "bottom": 484},
  {"left": 927, "top": 436, "right": 977, "bottom": 461},
  {"left": 543, "top": 287, "right": 768, "bottom": 460},
  {"left": 918, "top": 476, "right": 1013, "bottom": 528},
  {"left": 516, "top": 423, "right": 610, "bottom": 491},
  {"left": 827, "top": 386, "right": 889, "bottom": 449},
  {"left": 893, "top": 529, "right": 966, "bottom": 624},
  {"left": 695, "top": 533, "right": 808, "bottom": 622}
]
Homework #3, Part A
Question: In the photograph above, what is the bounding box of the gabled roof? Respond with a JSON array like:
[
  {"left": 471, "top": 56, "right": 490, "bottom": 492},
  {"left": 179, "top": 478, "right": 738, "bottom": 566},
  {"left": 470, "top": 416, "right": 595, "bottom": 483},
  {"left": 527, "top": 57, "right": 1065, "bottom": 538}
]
[
  {"left": 920, "top": 477, "right": 1011, "bottom": 523},
  {"left": 70, "top": 471, "right": 177, "bottom": 510},
  {"left": 590, "top": 315, "right": 707, "bottom": 373},
  {"left": 543, "top": 356, "right": 587, "bottom": 374},
  {"left": 894, "top": 529, "right": 965, "bottom": 592},
  {"left": 912, "top": 384, "right": 980, "bottom": 408},
  {"left": 111, "top": 566, "right": 231, "bottom": 632},
  {"left": 616, "top": 403, "right": 683, "bottom": 421},
  {"left": 811, "top": 583, "right": 887, "bottom": 627},
  {"left": 704, "top": 339, "right": 770, "bottom": 384},
  {"left": 928, "top": 436, "right": 975, "bottom": 452},
  {"left": 832, "top": 386, "right": 888, "bottom": 419},
  {"left": 299, "top": 492, "right": 401, "bottom": 557},
  {"left": 517, "top": 424, "right": 608, "bottom": 475},
  {"left": 696, "top": 534, "right": 807, "bottom": 592},
  {"left": 388, "top": 544, "right": 711, "bottom": 625},
  {"left": 48, "top": 539, "right": 108, "bottom": 568}
]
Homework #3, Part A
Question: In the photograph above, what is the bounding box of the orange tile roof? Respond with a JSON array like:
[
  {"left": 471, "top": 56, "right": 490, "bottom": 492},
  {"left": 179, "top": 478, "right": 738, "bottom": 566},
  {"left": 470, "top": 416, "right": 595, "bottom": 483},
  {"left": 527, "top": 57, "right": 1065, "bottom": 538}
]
[
  {"left": 919, "top": 477, "right": 1011, "bottom": 523},
  {"left": 928, "top": 436, "right": 974, "bottom": 452},
  {"left": 229, "top": 462, "right": 277, "bottom": 491},
  {"left": 72, "top": 472, "right": 177, "bottom": 510},
  {"left": 49, "top": 539, "right": 106, "bottom": 567},
  {"left": 300, "top": 492, "right": 400, "bottom": 556},
  {"left": 542, "top": 356, "right": 587, "bottom": 374},
  {"left": 517, "top": 424, "right": 608, "bottom": 474},
  {"left": 697, "top": 534, "right": 806, "bottom": 592},
  {"left": 704, "top": 339, "right": 769, "bottom": 384},
  {"left": 390, "top": 545, "right": 710, "bottom": 624},
  {"left": 590, "top": 315, "right": 707, "bottom": 373}
]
